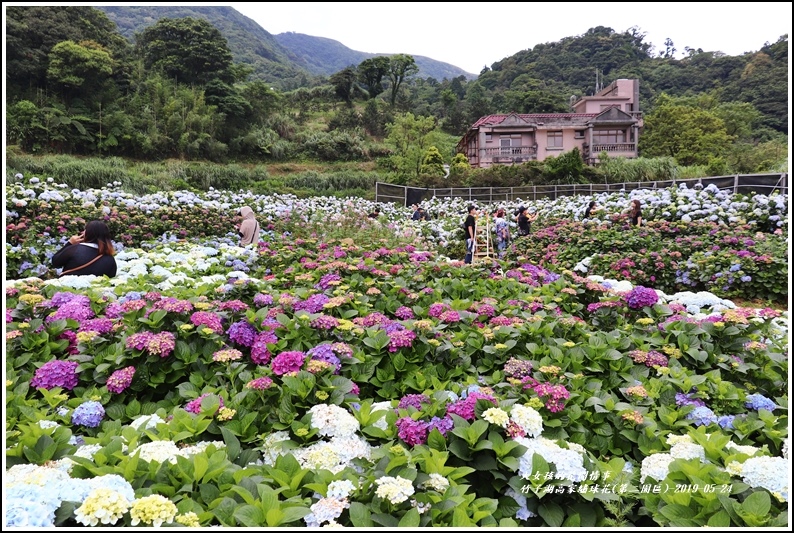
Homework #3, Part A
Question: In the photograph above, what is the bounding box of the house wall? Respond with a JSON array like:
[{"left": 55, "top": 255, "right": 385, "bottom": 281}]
[
  {"left": 536, "top": 127, "right": 585, "bottom": 161},
  {"left": 573, "top": 79, "right": 638, "bottom": 114}
]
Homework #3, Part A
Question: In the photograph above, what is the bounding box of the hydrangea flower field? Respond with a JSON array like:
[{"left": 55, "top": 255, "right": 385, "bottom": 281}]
[{"left": 4, "top": 176, "right": 789, "bottom": 527}]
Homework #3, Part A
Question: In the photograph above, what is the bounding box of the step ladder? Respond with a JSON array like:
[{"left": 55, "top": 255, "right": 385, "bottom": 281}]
[{"left": 473, "top": 214, "right": 494, "bottom": 262}]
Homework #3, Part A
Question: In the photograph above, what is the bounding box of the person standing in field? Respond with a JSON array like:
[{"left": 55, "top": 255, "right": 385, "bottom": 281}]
[
  {"left": 494, "top": 208, "right": 510, "bottom": 259},
  {"left": 238, "top": 206, "right": 261, "bottom": 246},
  {"left": 463, "top": 204, "right": 477, "bottom": 264},
  {"left": 52, "top": 220, "right": 117, "bottom": 277},
  {"left": 629, "top": 199, "right": 643, "bottom": 227},
  {"left": 515, "top": 206, "right": 537, "bottom": 237}
]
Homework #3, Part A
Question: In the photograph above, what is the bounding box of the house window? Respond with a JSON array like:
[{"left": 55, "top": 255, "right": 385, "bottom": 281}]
[
  {"left": 593, "top": 129, "right": 626, "bottom": 144},
  {"left": 547, "top": 131, "right": 563, "bottom": 148},
  {"left": 574, "top": 130, "right": 585, "bottom": 139},
  {"left": 485, "top": 133, "right": 492, "bottom": 142}
]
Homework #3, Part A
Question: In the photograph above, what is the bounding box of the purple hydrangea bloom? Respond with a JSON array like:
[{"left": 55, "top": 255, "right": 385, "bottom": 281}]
[
  {"left": 624, "top": 286, "right": 659, "bottom": 309},
  {"left": 388, "top": 329, "right": 416, "bottom": 352},
  {"left": 106, "top": 366, "right": 135, "bottom": 394},
  {"left": 253, "top": 293, "right": 274, "bottom": 307},
  {"left": 71, "top": 401, "right": 105, "bottom": 428},
  {"left": 745, "top": 393, "right": 776, "bottom": 411},
  {"left": 427, "top": 415, "right": 454, "bottom": 437},
  {"left": 271, "top": 351, "right": 306, "bottom": 376},
  {"left": 394, "top": 306, "right": 415, "bottom": 320},
  {"left": 31, "top": 360, "right": 79, "bottom": 390},
  {"left": 293, "top": 294, "right": 330, "bottom": 314},
  {"left": 395, "top": 417, "right": 429, "bottom": 446},
  {"left": 675, "top": 392, "right": 707, "bottom": 408},
  {"left": 686, "top": 406, "right": 717, "bottom": 426},
  {"left": 227, "top": 321, "right": 257, "bottom": 347},
  {"left": 308, "top": 344, "right": 341, "bottom": 373},
  {"left": 310, "top": 314, "right": 339, "bottom": 330},
  {"left": 190, "top": 311, "right": 224, "bottom": 334},
  {"left": 398, "top": 394, "right": 430, "bottom": 410},
  {"left": 50, "top": 292, "right": 91, "bottom": 307},
  {"left": 185, "top": 393, "right": 224, "bottom": 414},
  {"left": 78, "top": 318, "right": 115, "bottom": 335},
  {"left": 47, "top": 301, "right": 95, "bottom": 322},
  {"left": 315, "top": 273, "right": 342, "bottom": 291}
]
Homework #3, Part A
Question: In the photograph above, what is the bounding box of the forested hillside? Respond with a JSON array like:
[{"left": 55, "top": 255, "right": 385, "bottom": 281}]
[
  {"left": 97, "top": 5, "right": 315, "bottom": 90},
  {"left": 5, "top": 6, "right": 788, "bottom": 190},
  {"left": 273, "top": 32, "right": 475, "bottom": 80}
]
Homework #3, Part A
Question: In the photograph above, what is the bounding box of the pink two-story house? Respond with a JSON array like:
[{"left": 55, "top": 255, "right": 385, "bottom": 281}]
[{"left": 457, "top": 79, "right": 643, "bottom": 167}]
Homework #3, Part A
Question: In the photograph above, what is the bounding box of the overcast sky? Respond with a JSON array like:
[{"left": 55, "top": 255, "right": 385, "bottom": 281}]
[{"left": 229, "top": 2, "right": 791, "bottom": 74}]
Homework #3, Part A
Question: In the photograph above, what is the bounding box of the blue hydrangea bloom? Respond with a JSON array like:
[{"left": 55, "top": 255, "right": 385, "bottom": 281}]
[
  {"left": 717, "top": 415, "right": 736, "bottom": 430},
  {"left": 686, "top": 406, "right": 717, "bottom": 426},
  {"left": 71, "top": 400, "right": 105, "bottom": 428},
  {"left": 745, "top": 393, "right": 776, "bottom": 412}
]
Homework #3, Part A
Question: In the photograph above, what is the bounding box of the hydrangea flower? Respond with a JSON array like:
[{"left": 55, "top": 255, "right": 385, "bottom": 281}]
[
  {"left": 395, "top": 417, "right": 429, "bottom": 446},
  {"left": 129, "top": 494, "right": 178, "bottom": 527},
  {"left": 184, "top": 393, "right": 224, "bottom": 414},
  {"left": 271, "top": 351, "right": 306, "bottom": 376},
  {"left": 71, "top": 401, "right": 105, "bottom": 428},
  {"left": 482, "top": 407, "right": 509, "bottom": 427},
  {"left": 106, "top": 366, "right": 136, "bottom": 394},
  {"left": 685, "top": 406, "right": 717, "bottom": 426},
  {"left": 423, "top": 473, "right": 450, "bottom": 493},
  {"left": 374, "top": 476, "right": 415, "bottom": 504},
  {"left": 30, "top": 360, "right": 79, "bottom": 391},
  {"left": 745, "top": 393, "right": 776, "bottom": 411},
  {"left": 73, "top": 488, "right": 131, "bottom": 526}
]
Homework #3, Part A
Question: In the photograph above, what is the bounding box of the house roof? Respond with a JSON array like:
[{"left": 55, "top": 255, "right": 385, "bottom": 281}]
[{"left": 470, "top": 113, "right": 598, "bottom": 129}]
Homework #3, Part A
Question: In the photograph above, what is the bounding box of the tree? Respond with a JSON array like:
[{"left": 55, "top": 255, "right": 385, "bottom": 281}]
[
  {"left": 420, "top": 146, "right": 446, "bottom": 177},
  {"left": 639, "top": 94, "right": 733, "bottom": 166},
  {"left": 47, "top": 40, "right": 114, "bottom": 99},
  {"left": 136, "top": 17, "right": 234, "bottom": 85},
  {"left": 357, "top": 56, "right": 390, "bottom": 99},
  {"left": 6, "top": 6, "right": 128, "bottom": 97},
  {"left": 387, "top": 54, "right": 418, "bottom": 106},
  {"left": 329, "top": 66, "right": 359, "bottom": 106},
  {"left": 384, "top": 112, "right": 438, "bottom": 183}
]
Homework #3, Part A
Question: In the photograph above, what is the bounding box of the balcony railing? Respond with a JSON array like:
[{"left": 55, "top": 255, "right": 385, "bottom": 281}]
[
  {"left": 591, "top": 143, "right": 636, "bottom": 153},
  {"left": 480, "top": 145, "right": 538, "bottom": 163}
]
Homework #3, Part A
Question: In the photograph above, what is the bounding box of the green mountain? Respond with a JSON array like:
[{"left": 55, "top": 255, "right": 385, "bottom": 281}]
[
  {"left": 97, "top": 5, "right": 475, "bottom": 89},
  {"left": 98, "top": 5, "right": 315, "bottom": 89},
  {"left": 274, "top": 31, "right": 475, "bottom": 80}
]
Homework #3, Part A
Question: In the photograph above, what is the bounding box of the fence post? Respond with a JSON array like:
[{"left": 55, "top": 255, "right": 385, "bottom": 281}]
[
  {"left": 403, "top": 185, "right": 407, "bottom": 207},
  {"left": 734, "top": 175, "right": 739, "bottom": 195}
]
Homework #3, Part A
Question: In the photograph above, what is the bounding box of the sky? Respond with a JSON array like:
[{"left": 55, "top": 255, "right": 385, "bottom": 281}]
[{"left": 227, "top": 1, "right": 792, "bottom": 74}]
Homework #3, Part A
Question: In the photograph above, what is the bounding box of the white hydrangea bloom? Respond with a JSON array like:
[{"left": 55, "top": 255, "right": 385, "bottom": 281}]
[
  {"left": 130, "top": 441, "right": 181, "bottom": 463},
  {"left": 725, "top": 441, "right": 760, "bottom": 457},
  {"left": 260, "top": 431, "right": 292, "bottom": 466},
  {"left": 740, "top": 456, "right": 789, "bottom": 502},
  {"left": 423, "top": 473, "right": 450, "bottom": 493},
  {"left": 482, "top": 407, "right": 509, "bottom": 428},
  {"left": 326, "top": 480, "right": 356, "bottom": 499},
  {"left": 374, "top": 476, "right": 415, "bottom": 504},
  {"left": 640, "top": 453, "right": 675, "bottom": 483},
  {"left": 665, "top": 434, "right": 693, "bottom": 446},
  {"left": 304, "top": 497, "right": 348, "bottom": 527},
  {"left": 516, "top": 436, "right": 587, "bottom": 482},
  {"left": 670, "top": 442, "right": 706, "bottom": 462},
  {"left": 309, "top": 404, "right": 360, "bottom": 438},
  {"left": 511, "top": 404, "right": 543, "bottom": 438},
  {"left": 130, "top": 413, "right": 165, "bottom": 431}
]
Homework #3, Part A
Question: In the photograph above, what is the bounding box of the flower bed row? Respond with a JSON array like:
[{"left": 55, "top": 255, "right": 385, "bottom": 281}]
[
  {"left": 6, "top": 177, "right": 788, "bottom": 306},
  {"left": 5, "top": 228, "right": 789, "bottom": 527}
]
